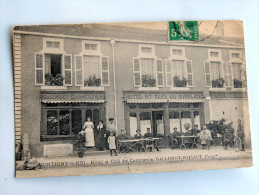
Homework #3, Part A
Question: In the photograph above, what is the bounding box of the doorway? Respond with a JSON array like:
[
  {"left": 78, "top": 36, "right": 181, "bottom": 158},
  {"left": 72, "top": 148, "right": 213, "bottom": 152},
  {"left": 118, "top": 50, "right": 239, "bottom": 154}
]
[{"left": 152, "top": 111, "right": 164, "bottom": 137}]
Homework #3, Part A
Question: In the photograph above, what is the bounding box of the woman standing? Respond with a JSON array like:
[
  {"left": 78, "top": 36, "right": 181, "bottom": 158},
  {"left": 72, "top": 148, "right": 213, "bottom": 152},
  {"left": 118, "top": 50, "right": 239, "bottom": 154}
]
[
  {"left": 81, "top": 117, "right": 95, "bottom": 147},
  {"left": 95, "top": 120, "right": 107, "bottom": 151}
]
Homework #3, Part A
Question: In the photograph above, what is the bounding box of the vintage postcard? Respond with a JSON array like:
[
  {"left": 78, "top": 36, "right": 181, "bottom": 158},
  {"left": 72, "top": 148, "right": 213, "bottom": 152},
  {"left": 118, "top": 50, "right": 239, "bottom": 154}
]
[{"left": 13, "top": 20, "right": 253, "bottom": 178}]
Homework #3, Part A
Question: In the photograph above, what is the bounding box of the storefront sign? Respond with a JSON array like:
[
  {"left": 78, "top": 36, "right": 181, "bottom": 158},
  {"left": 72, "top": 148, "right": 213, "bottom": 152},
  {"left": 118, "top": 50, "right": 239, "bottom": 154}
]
[
  {"left": 41, "top": 92, "right": 105, "bottom": 103},
  {"left": 210, "top": 92, "right": 248, "bottom": 99},
  {"left": 124, "top": 91, "right": 203, "bottom": 102}
]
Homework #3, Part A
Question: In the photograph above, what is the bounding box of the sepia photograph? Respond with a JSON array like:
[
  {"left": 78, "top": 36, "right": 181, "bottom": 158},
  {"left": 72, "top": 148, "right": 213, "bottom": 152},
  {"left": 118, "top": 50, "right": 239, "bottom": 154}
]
[{"left": 13, "top": 20, "right": 253, "bottom": 178}]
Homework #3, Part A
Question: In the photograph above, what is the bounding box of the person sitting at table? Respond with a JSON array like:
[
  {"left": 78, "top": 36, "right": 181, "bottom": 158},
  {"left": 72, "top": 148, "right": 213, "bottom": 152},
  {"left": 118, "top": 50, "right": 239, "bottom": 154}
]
[
  {"left": 144, "top": 128, "right": 153, "bottom": 138},
  {"left": 134, "top": 130, "right": 144, "bottom": 152},
  {"left": 187, "top": 125, "right": 201, "bottom": 148},
  {"left": 170, "top": 127, "right": 181, "bottom": 149},
  {"left": 117, "top": 130, "right": 129, "bottom": 140},
  {"left": 190, "top": 125, "right": 201, "bottom": 136}
]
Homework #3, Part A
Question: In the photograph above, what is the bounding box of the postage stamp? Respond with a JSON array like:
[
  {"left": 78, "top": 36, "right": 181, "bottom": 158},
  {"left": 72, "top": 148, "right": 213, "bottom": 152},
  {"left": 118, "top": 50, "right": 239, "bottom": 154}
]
[{"left": 168, "top": 21, "right": 199, "bottom": 41}]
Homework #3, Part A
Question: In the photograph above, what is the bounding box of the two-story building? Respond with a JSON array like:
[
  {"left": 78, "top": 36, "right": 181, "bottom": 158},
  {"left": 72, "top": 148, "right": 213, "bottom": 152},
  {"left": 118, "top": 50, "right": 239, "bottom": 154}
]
[{"left": 13, "top": 23, "right": 250, "bottom": 157}]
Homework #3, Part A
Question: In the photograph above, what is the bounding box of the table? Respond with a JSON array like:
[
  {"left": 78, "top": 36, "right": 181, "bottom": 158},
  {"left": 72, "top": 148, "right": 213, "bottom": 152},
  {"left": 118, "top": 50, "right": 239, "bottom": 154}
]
[
  {"left": 118, "top": 138, "right": 163, "bottom": 153},
  {"left": 176, "top": 135, "right": 199, "bottom": 149}
]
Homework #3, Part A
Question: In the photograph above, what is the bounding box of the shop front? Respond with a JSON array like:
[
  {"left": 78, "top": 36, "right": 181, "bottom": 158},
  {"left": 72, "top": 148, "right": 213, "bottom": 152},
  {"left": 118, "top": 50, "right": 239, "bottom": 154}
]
[
  {"left": 124, "top": 91, "right": 205, "bottom": 138},
  {"left": 40, "top": 91, "right": 106, "bottom": 142}
]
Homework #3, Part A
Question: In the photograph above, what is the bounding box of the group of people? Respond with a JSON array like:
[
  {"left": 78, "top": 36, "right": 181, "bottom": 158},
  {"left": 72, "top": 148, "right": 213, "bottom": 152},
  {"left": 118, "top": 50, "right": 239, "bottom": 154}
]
[
  {"left": 79, "top": 117, "right": 118, "bottom": 156},
  {"left": 169, "top": 119, "right": 245, "bottom": 151}
]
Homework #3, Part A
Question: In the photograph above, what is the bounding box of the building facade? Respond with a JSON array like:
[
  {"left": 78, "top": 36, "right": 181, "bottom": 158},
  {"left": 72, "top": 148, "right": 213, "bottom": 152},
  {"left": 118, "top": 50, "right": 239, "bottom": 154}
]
[{"left": 13, "top": 24, "right": 250, "bottom": 157}]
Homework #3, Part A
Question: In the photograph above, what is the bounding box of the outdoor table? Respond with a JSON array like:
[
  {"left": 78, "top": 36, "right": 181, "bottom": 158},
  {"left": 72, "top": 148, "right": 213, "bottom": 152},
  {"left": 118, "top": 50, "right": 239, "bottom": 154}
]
[
  {"left": 118, "top": 138, "right": 163, "bottom": 153},
  {"left": 176, "top": 135, "right": 199, "bottom": 149}
]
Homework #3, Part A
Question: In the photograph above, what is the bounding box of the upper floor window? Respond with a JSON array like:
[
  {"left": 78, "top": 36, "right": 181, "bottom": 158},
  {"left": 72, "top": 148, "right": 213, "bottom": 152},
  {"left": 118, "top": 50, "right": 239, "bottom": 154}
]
[
  {"left": 165, "top": 47, "right": 193, "bottom": 88},
  {"left": 133, "top": 45, "right": 163, "bottom": 88},
  {"left": 210, "top": 51, "right": 219, "bottom": 58},
  {"left": 74, "top": 41, "right": 109, "bottom": 87},
  {"left": 35, "top": 38, "right": 72, "bottom": 86},
  {"left": 209, "top": 49, "right": 221, "bottom": 60}
]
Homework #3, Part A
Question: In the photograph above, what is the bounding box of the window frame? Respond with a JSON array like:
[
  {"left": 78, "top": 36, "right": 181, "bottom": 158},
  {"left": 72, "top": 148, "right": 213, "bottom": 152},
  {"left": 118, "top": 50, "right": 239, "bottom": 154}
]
[{"left": 43, "top": 38, "right": 64, "bottom": 53}]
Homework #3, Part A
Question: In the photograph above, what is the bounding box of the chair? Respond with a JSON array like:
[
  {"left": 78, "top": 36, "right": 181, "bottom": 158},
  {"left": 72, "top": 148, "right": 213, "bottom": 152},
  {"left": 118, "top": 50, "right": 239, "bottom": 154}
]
[{"left": 144, "top": 137, "right": 154, "bottom": 152}]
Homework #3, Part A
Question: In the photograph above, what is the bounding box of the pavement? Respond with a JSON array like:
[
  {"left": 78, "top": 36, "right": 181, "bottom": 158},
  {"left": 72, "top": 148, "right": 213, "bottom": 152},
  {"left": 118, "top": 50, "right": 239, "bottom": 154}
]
[{"left": 16, "top": 146, "right": 253, "bottom": 178}]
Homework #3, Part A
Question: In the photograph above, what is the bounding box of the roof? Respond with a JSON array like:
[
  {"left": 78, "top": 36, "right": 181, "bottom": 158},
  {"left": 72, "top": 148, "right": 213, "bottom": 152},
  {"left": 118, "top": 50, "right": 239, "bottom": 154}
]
[{"left": 13, "top": 23, "right": 244, "bottom": 47}]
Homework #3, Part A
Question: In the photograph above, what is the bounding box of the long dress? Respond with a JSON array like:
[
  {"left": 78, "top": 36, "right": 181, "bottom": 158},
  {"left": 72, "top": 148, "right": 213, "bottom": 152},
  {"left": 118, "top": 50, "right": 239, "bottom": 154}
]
[
  {"left": 95, "top": 125, "right": 106, "bottom": 150},
  {"left": 83, "top": 121, "right": 95, "bottom": 147}
]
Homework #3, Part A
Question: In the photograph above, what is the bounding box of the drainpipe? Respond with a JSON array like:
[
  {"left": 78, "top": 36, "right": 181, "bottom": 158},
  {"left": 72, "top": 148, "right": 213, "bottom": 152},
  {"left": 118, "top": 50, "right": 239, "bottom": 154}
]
[{"left": 110, "top": 39, "right": 118, "bottom": 131}]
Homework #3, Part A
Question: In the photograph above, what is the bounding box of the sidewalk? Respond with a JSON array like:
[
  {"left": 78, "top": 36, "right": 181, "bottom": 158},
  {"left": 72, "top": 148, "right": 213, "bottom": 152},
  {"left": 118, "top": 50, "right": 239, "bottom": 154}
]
[{"left": 28, "top": 146, "right": 253, "bottom": 169}]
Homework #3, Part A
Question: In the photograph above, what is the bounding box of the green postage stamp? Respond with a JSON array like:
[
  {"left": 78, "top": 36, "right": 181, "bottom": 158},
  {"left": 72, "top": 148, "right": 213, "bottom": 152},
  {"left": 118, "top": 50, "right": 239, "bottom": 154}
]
[{"left": 168, "top": 21, "right": 199, "bottom": 41}]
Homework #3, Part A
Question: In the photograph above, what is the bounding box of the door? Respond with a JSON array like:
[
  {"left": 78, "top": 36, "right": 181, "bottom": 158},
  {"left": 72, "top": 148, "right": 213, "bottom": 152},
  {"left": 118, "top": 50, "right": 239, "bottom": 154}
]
[
  {"left": 152, "top": 111, "right": 164, "bottom": 137},
  {"left": 85, "top": 109, "right": 101, "bottom": 128}
]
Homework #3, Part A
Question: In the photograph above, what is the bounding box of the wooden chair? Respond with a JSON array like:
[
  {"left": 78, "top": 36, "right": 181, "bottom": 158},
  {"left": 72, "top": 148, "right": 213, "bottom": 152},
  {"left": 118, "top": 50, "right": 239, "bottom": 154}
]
[{"left": 144, "top": 137, "right": 154, "bottom": 152}]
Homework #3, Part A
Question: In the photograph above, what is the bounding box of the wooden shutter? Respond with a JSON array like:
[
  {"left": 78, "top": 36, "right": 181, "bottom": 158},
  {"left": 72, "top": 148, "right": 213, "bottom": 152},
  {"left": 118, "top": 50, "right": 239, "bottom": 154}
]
[
  {"left": 35, "top": 53, "right": 44, "bottom": 85},
  {"left": 227, "top": 62, "right": 233, "bottom": 87},
  {"left": 186, "top": 60, "right": 193, "bottom": 87},
  {"left": 63, "top": 55, "right": 72, "bottom": 86},
  {"left": 204, "top": 61, "right": 211, "bottom": 87},
  {"left": 133, "top": 58, "right": 141, "bottom": 87},
  {"left": 101, "top": 56, "right": 109, "bottom": 86},
  {"left": 75, "top": 55, "right": 83, "bottom": 86},
  {"left": 156, "top": 59, "right": 163, "bottom": 87},
  {"left": 165, "top": 59, "right": 172, "bottom": 87}
]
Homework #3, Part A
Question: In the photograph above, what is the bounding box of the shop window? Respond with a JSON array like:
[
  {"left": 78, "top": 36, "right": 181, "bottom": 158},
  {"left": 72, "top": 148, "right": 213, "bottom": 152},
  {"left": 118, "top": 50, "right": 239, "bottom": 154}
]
[
  {"left": 180, "top": 103, "right": 191, "bottom": 108},
  {"left": 129, "top": 112, "right": 137, "bottom": 137},
  {"left": 169, "top": 111, "right": 180, "bottom": 134},
  {"left": 139, "top": 104, "right": 151, "bottom": 109},
  {"left": 193, "top": 111, "right": 201, "bottom": 129},
  {"left": 47, "top": 110, "right": 58, "bottom": 135},
  {"left": 129, "top": 104, "right": 137, "bottom": 109},
  {"left": 152, "top": 103, "right": 164, "bottom": 109},
  {"left": 181, "top": 111, "right": 192, "bottom": 133},
  {"left": 140, "top": 112, "right": 151, "bottom": 135},
  {"left": 85, "top": 109, "right": 100, "bottom": 127},
  {"left": 59, "top": 110, "right": 70, "bottom": 135},
  {"left": 169, "top": 103, "right": 179, "bottom": 108},
  {"left": 72, "top": 110, "right": 82, "bottom": 134}
]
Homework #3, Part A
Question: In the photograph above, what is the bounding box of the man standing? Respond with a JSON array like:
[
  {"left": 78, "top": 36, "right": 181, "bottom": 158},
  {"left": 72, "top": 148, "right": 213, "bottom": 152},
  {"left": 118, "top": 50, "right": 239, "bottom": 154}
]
[
  {"left": 237, "top": 119, "right": 245, "bottom": 151},
  {"left": 170, "top": 127, "right": 181, "bottom": 149}
]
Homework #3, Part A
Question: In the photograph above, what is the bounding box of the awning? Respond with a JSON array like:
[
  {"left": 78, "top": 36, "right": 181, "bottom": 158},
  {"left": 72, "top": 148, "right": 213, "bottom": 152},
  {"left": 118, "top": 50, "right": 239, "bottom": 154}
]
[{"left": 126, "top": 99, "right": 167, "bottom": 104}]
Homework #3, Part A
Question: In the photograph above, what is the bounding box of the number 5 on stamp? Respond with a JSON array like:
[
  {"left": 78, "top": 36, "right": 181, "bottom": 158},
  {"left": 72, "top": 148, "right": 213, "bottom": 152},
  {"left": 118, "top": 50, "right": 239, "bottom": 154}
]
[{"left": 168, "top": 21, "right": 199, "bottom": 41}]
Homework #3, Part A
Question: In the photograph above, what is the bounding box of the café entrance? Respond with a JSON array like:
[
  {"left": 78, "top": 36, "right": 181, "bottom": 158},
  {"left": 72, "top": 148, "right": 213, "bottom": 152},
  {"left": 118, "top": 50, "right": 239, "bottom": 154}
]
[{"left": 152, "top": 110, "right": 165, "bottom": 137}]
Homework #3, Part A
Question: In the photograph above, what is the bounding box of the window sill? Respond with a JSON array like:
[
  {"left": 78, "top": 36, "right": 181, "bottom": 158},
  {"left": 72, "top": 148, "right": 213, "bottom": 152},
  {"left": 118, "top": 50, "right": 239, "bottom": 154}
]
[
  {"left": 209, "top": 88, "right": 226, "bottom": 92},
  {"left": 170, "top": 87, "right": 190, "bottom": 91},
  {"left": 80, "top": 86, "right": 104, "bottom": 91},
  {"left": 138, "top": 87, "right": 159, "bottom": 91},
  {"left": 231, "top": 88, "right": 247, "bottom": 92},
  {"left": 41, "top": 85, "right": 67, "bottom": 90}
]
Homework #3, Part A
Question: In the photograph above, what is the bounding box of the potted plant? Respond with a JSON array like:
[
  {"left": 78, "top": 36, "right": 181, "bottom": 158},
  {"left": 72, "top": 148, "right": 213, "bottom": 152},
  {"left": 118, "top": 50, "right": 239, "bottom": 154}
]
[
  {"left": 212, "top": 78, "right": 225, "bottom": 88},
  {"left": 233, "top": 79, "right": 243, "bottom": 88},
  {"left": 53, "top": 74, "right": 64, "bottom": 86},
  {"left": 141, "top": 74, "right": 156, "bottom": 87},
  {"left": 74, "top": 133, "right": 86, "bottom": 158},
  {"left": 45, "top": 73, "right": 54, "bottom": 86},
  {"left": 173, "top": 76, "right": 188, "bottom": 87},
  {"left": 84, "top": 74, "right": 101, "bottom": 86}
]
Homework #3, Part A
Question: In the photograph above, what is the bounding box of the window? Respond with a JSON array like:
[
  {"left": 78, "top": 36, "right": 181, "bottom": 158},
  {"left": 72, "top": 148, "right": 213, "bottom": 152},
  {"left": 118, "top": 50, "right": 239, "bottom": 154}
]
[
  {"left": 166, "top": 47, "right": 193, "bottom": 87},
  {"left": 46, "top": 41, "right": 60, "bottom": 49},
  {"left": 85, "top": 44, "right": 98, "bottom": 51},
  {"left": 210, "top": 52, "right": 219, "bottom": 58},
  {"left": 210, "top": 61, "right": 221, "bottom": 80},
  {"left": 133, "top": 45, "right": 163, "bottom": 87},
  {"left": 169, "top": 111, "right": 180, "bottom": 134},
  {"left": 129, "top": 112, "right": 137, "bottom": 137},
  {"left": 140, "top": 112, "right": 151, "bottom": 135},
  {"left": 75, "top": 41, "right": 109, "bottom": 87},
  {"left": 232, "top": 63, "right": 242, "bottom": 80},
  {"left": 231, "top": 53, "right": 240, "bottom": 59}
]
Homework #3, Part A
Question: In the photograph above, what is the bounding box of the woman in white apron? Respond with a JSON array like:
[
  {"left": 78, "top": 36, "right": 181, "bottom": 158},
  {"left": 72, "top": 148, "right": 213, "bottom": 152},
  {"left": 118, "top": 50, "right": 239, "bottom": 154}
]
[{"left": 82, "top": 117, "right": 95, "bottom": 147}]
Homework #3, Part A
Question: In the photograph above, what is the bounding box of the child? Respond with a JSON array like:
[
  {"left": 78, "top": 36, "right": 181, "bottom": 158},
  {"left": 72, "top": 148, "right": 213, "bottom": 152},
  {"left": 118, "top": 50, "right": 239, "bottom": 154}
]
[
  {"left": 199, "top": 126, "right": 212, "bottom": 150},
  {"left": 107, "top": 131, "right": 118, "bottom": 156}
]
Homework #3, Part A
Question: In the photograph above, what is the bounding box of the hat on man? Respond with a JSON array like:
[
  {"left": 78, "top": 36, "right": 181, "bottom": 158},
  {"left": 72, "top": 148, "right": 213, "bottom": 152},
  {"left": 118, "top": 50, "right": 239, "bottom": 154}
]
[{"left": 109, "top": 118, "right": 114, "bottom": 121}]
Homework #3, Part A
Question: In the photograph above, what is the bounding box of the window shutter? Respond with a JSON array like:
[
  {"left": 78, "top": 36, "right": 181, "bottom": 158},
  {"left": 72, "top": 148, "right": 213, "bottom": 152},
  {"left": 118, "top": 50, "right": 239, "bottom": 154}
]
[
  {"left": 186, "top": 60, "right": 193, "bottom": 87},
  {"left": 223, "top": 62, "right": 228, "bottom": 86},
  {"left": 75, "top": 55, "right": 83, "bottom": 86},
  {"left": 101, "top": 56, "right": 109, "bottom": 86},
  {"left": 156, "top": 59, "right": 163, "bottom": 87},
  {"left": 63, "top": 55, "right": 72, "bottom": 86},
  {"left": 133, "top": 58, "right": 141, "bottom": 87},
  {"left": 227, "top": 62, "right": 233, "bottom": 87},
  {"left": 165, "top": 59, "right": 172, "bottom": 87},
  {"left": 35, "top": 53, "right": 44, "bottom": 85},
  {"left": 204, "top": 61, "right": 211, "bottom": 87}
]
